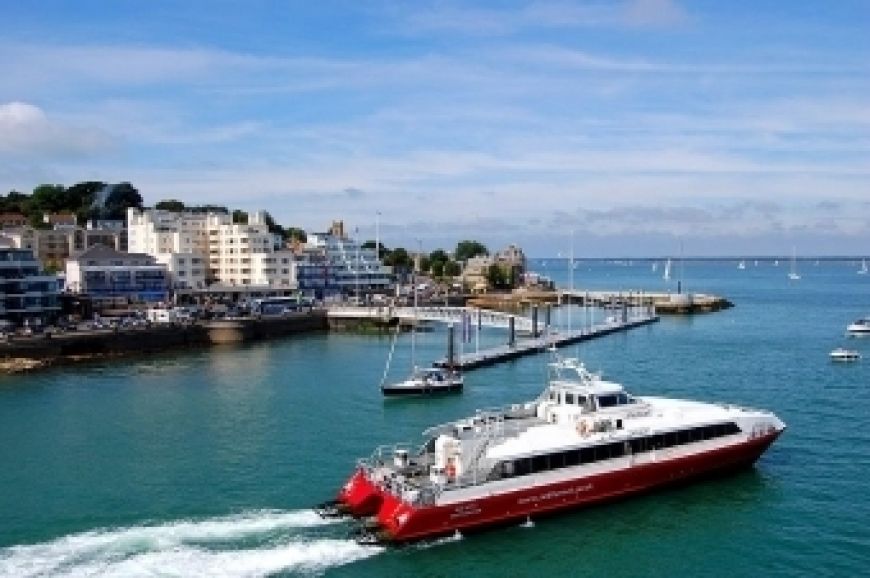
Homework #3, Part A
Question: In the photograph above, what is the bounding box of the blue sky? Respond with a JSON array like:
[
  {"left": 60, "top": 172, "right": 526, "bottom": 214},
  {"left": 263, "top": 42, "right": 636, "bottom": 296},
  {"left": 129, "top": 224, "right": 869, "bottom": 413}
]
[{"left": 1, "top": 0, "right": 868, "bottom": 256}]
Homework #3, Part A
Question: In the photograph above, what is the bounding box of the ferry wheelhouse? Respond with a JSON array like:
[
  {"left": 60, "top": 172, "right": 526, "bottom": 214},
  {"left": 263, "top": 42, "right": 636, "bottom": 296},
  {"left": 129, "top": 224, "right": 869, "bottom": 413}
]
[{"left": 326, "top": 357, "right": 785, "bottom": 543}]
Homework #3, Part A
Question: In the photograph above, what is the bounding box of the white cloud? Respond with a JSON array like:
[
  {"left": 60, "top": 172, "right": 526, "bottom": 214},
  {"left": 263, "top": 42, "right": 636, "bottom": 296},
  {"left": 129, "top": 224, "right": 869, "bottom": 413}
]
[{"left": 0, "top": 101, "right": 115, "bottom": 158}]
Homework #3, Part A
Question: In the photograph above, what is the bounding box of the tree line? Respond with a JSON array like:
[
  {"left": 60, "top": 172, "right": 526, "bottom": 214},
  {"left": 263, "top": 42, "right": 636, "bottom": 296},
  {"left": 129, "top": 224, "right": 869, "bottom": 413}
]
[{"left": 1, "top": 182, "right": 143, "bottom": 228}]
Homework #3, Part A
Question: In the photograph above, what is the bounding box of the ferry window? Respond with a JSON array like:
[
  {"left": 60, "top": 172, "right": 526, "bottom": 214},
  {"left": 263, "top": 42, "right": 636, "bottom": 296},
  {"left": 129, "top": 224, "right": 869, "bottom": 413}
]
[
  {"left": 549, "top": 390, "right": 558, "bottom": 402},
  {"left": 677, "top": 430, "right": 690, "bottom": 445},
  {"left": 550, "top": 452, "right": 566, "bottom": 469},
  {"left": 630, "top": 438, "right": 647, "bottom": 453},
  {"left": 594, "top": 445, "right": 610, "bottom": 461},
  {"left": 565, "top": 449, "right": 580, "bottom": 467},
  {"left": 580, "top": 448, "right": 594, "bottom": 464},
  {"left": 532, "top": 455, "right": 549, "bottom": 473},
  {"left": 702, "top": 426, "right": 715, "bottom": 440},
  {"left": 691, "top": 428, "right": 703, "bottom": 442},
  {"left": 726, "top": 422, "right": 741, "bottom": 435},
  {"left": 565, "top": 393, "right": 575, "bottom": 405},
  {"left": 598, "top": 395, "right": 618, "bottom": 408},
  {"left": 663, "top": 432, "right": 676, "bottom": 448},
  {"left": 610, "top": 443, "right": 625, "bottom": 458},
  {"left": 576, "top": 395, "right": 587, "bottom": 406},
  {"left": 617, "top": 393, "right": 628, "bottom": 405},
  {"left": 651, "top": 435, "right": 663, "bottom": 449},
  {"left": 514, "top": 459, "right": 531, "bottom": 476},
  {"left": 502, "top": 461, "right": 515, "bottom": 477}
]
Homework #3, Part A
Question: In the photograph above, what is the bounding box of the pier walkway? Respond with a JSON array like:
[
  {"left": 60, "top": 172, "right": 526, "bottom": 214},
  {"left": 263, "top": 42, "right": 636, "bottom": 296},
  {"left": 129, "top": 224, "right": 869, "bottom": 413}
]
[
  {"left": 433, "top": 312, "right": 658, "bottom": 371},
  {"left": 327, "top": 305, "right": 535, "bottom": 332}
]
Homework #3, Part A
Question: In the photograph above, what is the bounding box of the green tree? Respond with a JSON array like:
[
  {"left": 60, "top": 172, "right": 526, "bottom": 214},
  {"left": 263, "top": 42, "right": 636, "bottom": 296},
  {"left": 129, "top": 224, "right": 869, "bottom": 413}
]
[
  {"left": 487, "top": 264, "right": 509, "bottom": 289},
  {"left": 429, "top": 249, "right": 449, "bottom": 265},
  {"left": 155, "top": 199, "right": 186, "bottom": 212},
  {"left": 66, "top": 181, "right": 106, "bottom": 224},
  {"left": 188, "top": 205, "right": 228, "bottom": 214},
  {"left": 262, "top": 211, "right": 284, "bottom": 236},
  {"left": 0, "top": 191, "right": 29, "bottom": 213},
  {"left": 455, "top": 240, "right": 488, "bottom": 262},
  {"left": 30, "top": 184, "right": 66, "bottom": 214},
  {"left": 284, "top": 227, "right": 307, "bottom": 243},
  {"left": 443, "top": 260, "right": 461, "bottom": 277},
  {"left": 385, "top": 247, "right": 412, "bottom": 269},
  {"left": 232, "top": 209, "right": 248, "bottom": 224},
  {"left": 430, "top": 260, "right": 444, "bottom": 278},
  {"left": 103, "top": 182, "right": 143, "bottom": 220}
]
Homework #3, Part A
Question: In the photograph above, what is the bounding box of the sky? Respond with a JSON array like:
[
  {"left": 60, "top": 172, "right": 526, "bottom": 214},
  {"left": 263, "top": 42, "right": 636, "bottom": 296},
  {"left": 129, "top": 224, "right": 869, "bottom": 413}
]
[{"left": 1, "top": 0, "right": 869, "bottom": 257}]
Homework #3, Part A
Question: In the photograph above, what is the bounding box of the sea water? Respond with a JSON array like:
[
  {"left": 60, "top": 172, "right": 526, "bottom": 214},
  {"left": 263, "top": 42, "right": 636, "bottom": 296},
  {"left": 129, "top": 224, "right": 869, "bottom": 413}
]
[{"left": 1, "top": 259, "right": 868, "bottom": 577}]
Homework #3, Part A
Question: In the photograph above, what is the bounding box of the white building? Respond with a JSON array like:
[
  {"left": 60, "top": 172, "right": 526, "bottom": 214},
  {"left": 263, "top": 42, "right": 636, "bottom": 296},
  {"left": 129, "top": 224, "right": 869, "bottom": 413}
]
[
  {"left": 64, "top": 244, "right": 170, "bottom": 302},
  {"left": 306, "top": 223, "right": 392, "bottom": 296},
  {"left": 127, "top": 208, "right": 295, "bottom": 290}
]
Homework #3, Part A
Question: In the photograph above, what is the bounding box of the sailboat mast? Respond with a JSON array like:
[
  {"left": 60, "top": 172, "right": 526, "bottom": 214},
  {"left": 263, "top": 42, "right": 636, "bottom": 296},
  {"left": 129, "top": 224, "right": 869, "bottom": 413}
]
[
  {"left": 412, "top": 239, "right": 420, "bottom": 370},
  {"left": 568, "top": 229, "right": 574, "bottom": 333}
]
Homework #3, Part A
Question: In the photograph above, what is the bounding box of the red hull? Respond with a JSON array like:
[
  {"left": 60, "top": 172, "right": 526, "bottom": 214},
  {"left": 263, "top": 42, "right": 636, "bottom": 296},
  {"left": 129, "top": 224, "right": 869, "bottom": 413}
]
[
  {"left": 338, "top": 468, "right": 383, "bottom": 517},
  {"left": 346, "top": 432, "right": 780, "bottom": 543}
]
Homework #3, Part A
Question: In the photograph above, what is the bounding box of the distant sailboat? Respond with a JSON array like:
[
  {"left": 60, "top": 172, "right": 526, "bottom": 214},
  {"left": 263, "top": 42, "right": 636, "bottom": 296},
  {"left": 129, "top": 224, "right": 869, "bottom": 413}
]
[
  {"left": 858, "top": 259, "right": 868, "bottom": 275},
  {"left": 663, "top": 258, "right": 672, "bottom": 281},
  {"left": 738, "top": 260, "right": 746, "bottom": 270},
  {"left": 651, "top": 261, "right": 658, "bottom": 273},
  {"left": 788, "top": 248, "right": 800, "bottom": 281}
]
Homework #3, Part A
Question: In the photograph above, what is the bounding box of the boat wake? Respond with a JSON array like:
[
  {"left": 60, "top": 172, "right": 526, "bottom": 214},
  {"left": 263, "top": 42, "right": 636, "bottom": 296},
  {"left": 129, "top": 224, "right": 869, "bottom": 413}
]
[{"left": 0, "top": 509, "right": 383, "bottom": 577}]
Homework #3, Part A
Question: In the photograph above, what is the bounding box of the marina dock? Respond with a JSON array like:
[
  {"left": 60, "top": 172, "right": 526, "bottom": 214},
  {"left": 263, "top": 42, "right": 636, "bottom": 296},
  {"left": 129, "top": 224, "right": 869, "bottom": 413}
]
[
  {"left": 560, "top": 290, "right": 732, "bottom": 314},
  {"left": 433, "top": 313, "right": 658, "bottom": 371}
]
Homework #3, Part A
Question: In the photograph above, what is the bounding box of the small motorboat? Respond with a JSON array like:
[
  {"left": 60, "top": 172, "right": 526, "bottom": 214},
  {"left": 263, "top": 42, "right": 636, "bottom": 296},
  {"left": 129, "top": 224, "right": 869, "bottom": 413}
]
[
  {"left": 830, "top": 348, "right": 861, "bottom": 362},
  {"left": 846, "top": 318, "right": 870, "bottom": 336},
  {"left": 381, "top": 366, "right": 464, "bottom": 396}
]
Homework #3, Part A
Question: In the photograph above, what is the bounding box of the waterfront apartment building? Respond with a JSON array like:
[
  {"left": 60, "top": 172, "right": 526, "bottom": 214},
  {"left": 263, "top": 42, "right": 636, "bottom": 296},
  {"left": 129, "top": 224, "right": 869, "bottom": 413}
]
[
  {"left": 0, "top": 222, "right": 125, "bottom": 271},
  {"left": 205, "top": 211, "right": 295, "bottom": 288},
  {"left": 127, "top": 208, "right": 209, "bottom": 289},
  {"left": 127, "top": 208, "right": 295, "bottom": 290},
  {"left": 0, "top": 244, "right": 61, "bottom": 326},
  {"left": 305, "top": 223, "right": 393, "bottom": 297},
  {"left": 64, "top": 245, "right": 169, "bottom": 303}
]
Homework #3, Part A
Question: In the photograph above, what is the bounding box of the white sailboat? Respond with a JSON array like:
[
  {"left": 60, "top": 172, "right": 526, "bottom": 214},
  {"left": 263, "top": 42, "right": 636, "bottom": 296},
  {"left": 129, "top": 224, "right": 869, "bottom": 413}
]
[
  {"left": 788, "top": 248, "right": 800, "bottom": 281},
  {"left": 663, "top": 258, "right": 671, "bottom": 281},
  {"left": 858, "top": 259, "right": 868, "bottom": 275},
  {"left": 738, "top": 260, "right": 746, "bottom": 270},
  {"left": 381, "top": 281, "right": 462, "bottom": 396}
]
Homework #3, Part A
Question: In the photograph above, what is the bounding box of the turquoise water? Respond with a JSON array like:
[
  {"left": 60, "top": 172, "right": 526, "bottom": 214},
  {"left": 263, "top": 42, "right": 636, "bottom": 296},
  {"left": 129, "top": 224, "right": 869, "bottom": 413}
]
[{"left": 1, "top": 259, "right": 869, "bottom": 576}]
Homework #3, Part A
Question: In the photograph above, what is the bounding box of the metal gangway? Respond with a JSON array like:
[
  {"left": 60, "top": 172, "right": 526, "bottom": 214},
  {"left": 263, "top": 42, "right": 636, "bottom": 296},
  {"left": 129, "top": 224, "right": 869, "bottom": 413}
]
[{"left": 326, "top": 305, "right": 535, "bottom": 332}]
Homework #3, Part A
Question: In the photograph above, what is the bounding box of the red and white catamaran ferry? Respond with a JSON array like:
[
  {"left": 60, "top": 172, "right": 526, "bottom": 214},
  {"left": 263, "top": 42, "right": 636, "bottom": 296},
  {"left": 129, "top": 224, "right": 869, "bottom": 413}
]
[{"left": 324, "top": 356, "right": 785, "bottom": 543}]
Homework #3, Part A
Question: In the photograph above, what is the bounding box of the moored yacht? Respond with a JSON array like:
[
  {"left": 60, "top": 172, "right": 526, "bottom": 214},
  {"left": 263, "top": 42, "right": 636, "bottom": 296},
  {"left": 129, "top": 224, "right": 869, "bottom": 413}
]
[
  {"left": 325, "top": 357, "right": 785, "bottom": 543},
  {"left": 381, "top": 366, "right": 463, "bottom": 395},
  {"left": 846, "top": 318, "right": 870, "bottom": 335},
  {"left": 830, "top": 348, "right": 860, "bottom": 362}
]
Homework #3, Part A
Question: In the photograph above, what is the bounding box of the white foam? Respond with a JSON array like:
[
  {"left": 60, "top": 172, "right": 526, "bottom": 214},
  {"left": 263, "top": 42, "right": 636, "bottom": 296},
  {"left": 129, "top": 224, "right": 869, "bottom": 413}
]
[
  {"left": 414, "top": 530, "right": 463, "bottom": 550},
  {"left": 0, "top": 510, "right": 373, "bottom": 578}
]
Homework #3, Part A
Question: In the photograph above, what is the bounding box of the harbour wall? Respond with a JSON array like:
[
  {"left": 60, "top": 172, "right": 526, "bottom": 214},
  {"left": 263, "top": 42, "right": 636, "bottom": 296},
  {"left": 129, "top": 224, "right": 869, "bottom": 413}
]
[{"left": 0, "top": 311, "right": 328, "bottom": 373}]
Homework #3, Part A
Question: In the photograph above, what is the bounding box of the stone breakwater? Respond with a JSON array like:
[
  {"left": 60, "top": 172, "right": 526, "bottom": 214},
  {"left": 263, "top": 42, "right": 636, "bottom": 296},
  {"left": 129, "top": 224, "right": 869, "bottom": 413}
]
[{"left": 0, "top": 311, "right": 327, "bottom": 374}]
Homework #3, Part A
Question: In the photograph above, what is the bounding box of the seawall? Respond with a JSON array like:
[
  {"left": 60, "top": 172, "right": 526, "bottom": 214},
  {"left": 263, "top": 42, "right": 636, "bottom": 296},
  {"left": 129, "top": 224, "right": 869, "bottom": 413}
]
[{"left": 0, "top": 311, "right": 328, "bottom": 374}]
